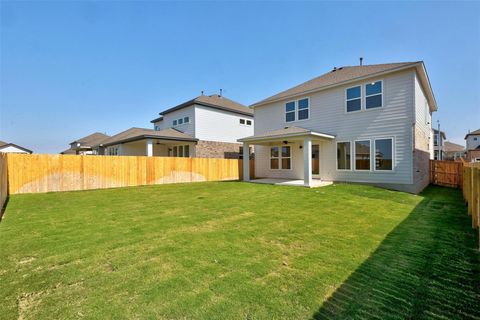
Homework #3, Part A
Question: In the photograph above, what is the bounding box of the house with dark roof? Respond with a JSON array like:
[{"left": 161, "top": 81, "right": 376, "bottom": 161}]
[
  {"left": 239, "top": 61, "right": 437, "bottom": 194},
  {"left": 465, "top": 129, "right": 480, "bottom": 162},
  {"left": 61, "top": 132, "right": 110, "bottom": 155},
  {"left": 443, "top": 141, "right": 465, "bottom": 161},
  {"left": 0, "top": 141, "right": 32, "bottom": 154},
  {"left": 97, "top": 94, "right": 253, "bottom": 158}
]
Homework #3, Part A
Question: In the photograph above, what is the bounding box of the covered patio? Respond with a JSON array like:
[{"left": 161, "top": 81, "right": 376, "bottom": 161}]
[{"left": 239, "top": 126, "right": 335, "bottom": 187}]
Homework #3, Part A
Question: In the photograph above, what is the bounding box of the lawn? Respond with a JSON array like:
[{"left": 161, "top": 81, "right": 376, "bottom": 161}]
[{"left": 0, "top": 182, "right": 478, "bottom": 319}]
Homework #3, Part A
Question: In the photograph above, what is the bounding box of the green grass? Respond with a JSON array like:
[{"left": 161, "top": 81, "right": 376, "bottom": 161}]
[{"left": 0, "top": 182, "right": 478, "bottom": 319}]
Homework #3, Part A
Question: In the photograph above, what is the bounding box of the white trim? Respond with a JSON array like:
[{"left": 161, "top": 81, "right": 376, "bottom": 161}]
[
  {"left": 373, "top": 137, "right": 395, "bottom": 172},
  {"left": 365, "top": 80, "right": 384, "bottom": 110},
  {"left": 269, "top": 145, "right": 292, "bottom": 170},
  {"left": 345, "top": 85, "right": 362, "bottom": 113},
  {"left": 335, "top": 140, "right": 352, "bottom": 171},
  {"left": 238, "top": 131, "right": 335, "bottom": 143},
  {"left": 353, "top": 139, "right": 372, "bottom": 171},
  {"left": 284, "top": 97, "right": 310, "bottom": 123}
]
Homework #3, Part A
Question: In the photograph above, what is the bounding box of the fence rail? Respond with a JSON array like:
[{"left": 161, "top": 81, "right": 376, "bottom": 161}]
[{"left": 5, "top": 154, "right": 253, "bottom": 195}]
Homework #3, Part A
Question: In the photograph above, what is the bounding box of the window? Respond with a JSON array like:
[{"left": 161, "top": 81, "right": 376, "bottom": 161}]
[
  {"left": 474, "top": 137, "right": 478, "bottom": 141},
  {"left": 270, "top": 146, "right": 291, "bottom": 169},
  {"left": 240, "top": 118, "right": 252, "bottom": 126},
  {"left": 154, "top": 125, "right": 160, "bottom": 131},
  {"left": 434, "top": 134, "right": 439, "bottom": 146},
  {"left": 285, "top": 102, "right": 295, "bottom": 122},
  {"left": 172, "top": 145, "right": 190, "bottom": 157},
  {"left": 178, "top": 118, "right": 183, "bottom": 125},
  {"left": 375, "top": 138, "right": 393, "bottom": 171},
  {"left": 184, "top": 116, "right": 190, "bottom": 123},
  {"left": 240, "top": 119, "right": 246, "bottom": 125},
  {"left": 346, "top": 86, "right": 361, "bottom": 112},
  {"left": 281, "top": 146, "right": 291, "bottom": 169},
  {"left": 270, "top": 147, "right": 279, "bottom": 169},
  {"left": 298, "top": 98, "right": 309, "bottom": 120},
  {"left": 246, "top": 120, "right": 252, "bottom": 126},
  {"left": 365, "top": 81, "right": 382, "bottom": 109},
  {"left": 355, "top": 140, "right": 370, "bottom": 170},
  {"left": 337, "top": 142, "right": 351, "bottom": 170}
]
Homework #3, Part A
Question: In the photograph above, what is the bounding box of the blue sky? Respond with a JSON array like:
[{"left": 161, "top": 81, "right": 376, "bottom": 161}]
[{"left": 1, "top": 1, "right": 479, "bottom": 153}]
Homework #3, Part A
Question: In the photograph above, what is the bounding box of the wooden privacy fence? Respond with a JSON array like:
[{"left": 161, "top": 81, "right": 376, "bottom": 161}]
[
  {"left": 5, "top": 154, "right": 254, "bottom": 195},
  {"left": 0, "top": 154, "right": 7, "bottom": 210},
  {"left": 429, "top": 160, "right": 463, "bottom": 188},
  {"left": 463, "top": 164, "right": 480, "bottom": 232}
]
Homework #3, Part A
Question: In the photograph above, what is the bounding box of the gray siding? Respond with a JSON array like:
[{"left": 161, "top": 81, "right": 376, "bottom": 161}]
[{"left": 254, "top": 69, "right": 416, "bottom": 186}]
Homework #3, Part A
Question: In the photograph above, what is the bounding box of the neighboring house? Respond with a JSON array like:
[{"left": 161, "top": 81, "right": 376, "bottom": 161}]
[
  {"left": 0, "top": 140, "right": 32, "bottom": 154},
  {"left": 443, "top": 141, "right": 465, "bottom": 161},
  {"left": 433, "top": 129, "right": 446, "bottom": 160},
  {"left": 61, "top": 132, "right": 110, "bottom": 155},
  {"left": 239, "top": 61, "right": 437, "bottom": 194},
  {"left": 98, "top": 94, "right": 254, "bottom": 158},
  {"left": 465, "top": 129, "right": 480, "bottom": 162}
]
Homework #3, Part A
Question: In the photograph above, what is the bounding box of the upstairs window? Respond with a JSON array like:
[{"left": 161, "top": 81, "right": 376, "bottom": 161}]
[
  {"left": 240, "top": 119, "right": 245, "bottom": 125},
  {"left": 346, "top": 86, "right": 361, "bottom": 112},
  {"left": 298, "top": 98, "right": 309, "bottom": 120},
  {"left": 365, "top": 81, "right": 382, "bottom": 109},
  {"left": 184, "top": 116, "right": 190, "bottom": 123},
  {"left": 178, "top": 118, "right": 183, "bottom": 125},
  {"left": 285, "top": 98, "right": 309, "bottom": 122},
  {"left": 246, "top": 120, "right": 252, "bottom": 126},
  {"left": 285, "top": 102, "right": 295, "bottom": 122},
  {"left": 173, "top": 120, "right": 177, "bottom": 126}
]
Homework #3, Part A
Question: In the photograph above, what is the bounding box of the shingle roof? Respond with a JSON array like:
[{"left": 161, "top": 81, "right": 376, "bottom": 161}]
[
  {"left": 98, "top": 127, "right": 197, "bottom": 147},
  {"left": 70, "top": 132, "right": 110, "bottom": 146},
  {"left": 465, "top": 129, "right": 480, "bottom": 139},
  {"left": 444, "top": 141, "right": 465, "bottom": 152},
  {"left": 0, "top": 141, "right": 33, "bottom": 153},
  {"left": 251, "top": 62, "right": 423, "bottom": 107},
  {"left": 238, "top": 126, "right": 335, "bottom": 142},
  {"left": 60, "top": 149, "right": 77, "bottom": 155},
  {"left": 155, "top": 94, "right": 253, "bottom": 119}
]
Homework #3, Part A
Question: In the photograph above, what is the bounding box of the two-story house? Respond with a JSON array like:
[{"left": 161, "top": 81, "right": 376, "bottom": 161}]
[
  {"left": 433, "top": 129, "right": 446, "bottom": 160},
  {"left": 465, "top": 129, "right": 480, "bottom": 162},
  {"left": 239, "top": 61, "right": 437, "bottom": 194},
  {"left": 96, "top": 94, "right": 253, "bottom": 158}
]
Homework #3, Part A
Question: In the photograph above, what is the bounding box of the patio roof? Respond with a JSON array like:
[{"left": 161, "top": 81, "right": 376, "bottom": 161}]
[{"left": 238, "top": 126, "right": 335, "bottom": 143}]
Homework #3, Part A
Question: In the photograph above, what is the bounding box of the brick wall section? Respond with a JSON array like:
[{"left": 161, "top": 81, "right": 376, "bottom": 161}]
[
  {"left": 467, "top": 150, "right": 480, "bottom": 162},
  {"left": 413, "top": 126, "right": 431, "bottom": 193},
  {"left": 195, "top": 140, "right": 242, "bottom": 159}
]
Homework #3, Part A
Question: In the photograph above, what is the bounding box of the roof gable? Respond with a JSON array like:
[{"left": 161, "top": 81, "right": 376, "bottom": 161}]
[
  {"left": 465, "top": 129, "right": 480, "bottom": 139},
  {"left": 156, "top": 94, "right": 253, "bottom": 119},
  {"left": 251, "top": 61, "right": 437, "bottom": 112}
]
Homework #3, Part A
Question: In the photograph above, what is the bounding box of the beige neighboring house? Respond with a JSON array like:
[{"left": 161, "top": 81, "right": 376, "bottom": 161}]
[
  {"left": 443, "top": 141, "right": 465, "bottom": 161},
  {"left": 98, "top": 94, "right": 254, "bottom": 158},
  {"left": 465, "top": 129, "right": 480, "bottom": 162},
  {"left": 93, "top": 127, "right": 198, "bottom": 157},
  {"left": 61, "top": 132, "right": 110, "bottom": 155},
  {"left": 0, "top": 140, "right": 32, "bottom": 154},
  {"left": 239, "top": 61, "right": 437, "bottom": 194}
]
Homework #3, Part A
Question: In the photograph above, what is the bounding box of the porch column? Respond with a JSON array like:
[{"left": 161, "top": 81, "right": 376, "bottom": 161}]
[
  {"left": 303, "top": 137, "right": 312, "bottom": 187},
  {"left": 146, "top": 139, "right": 153, "bottom": 157},
  {"left": 243, "top": 142, "right": 250, "bottom": 181}
]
